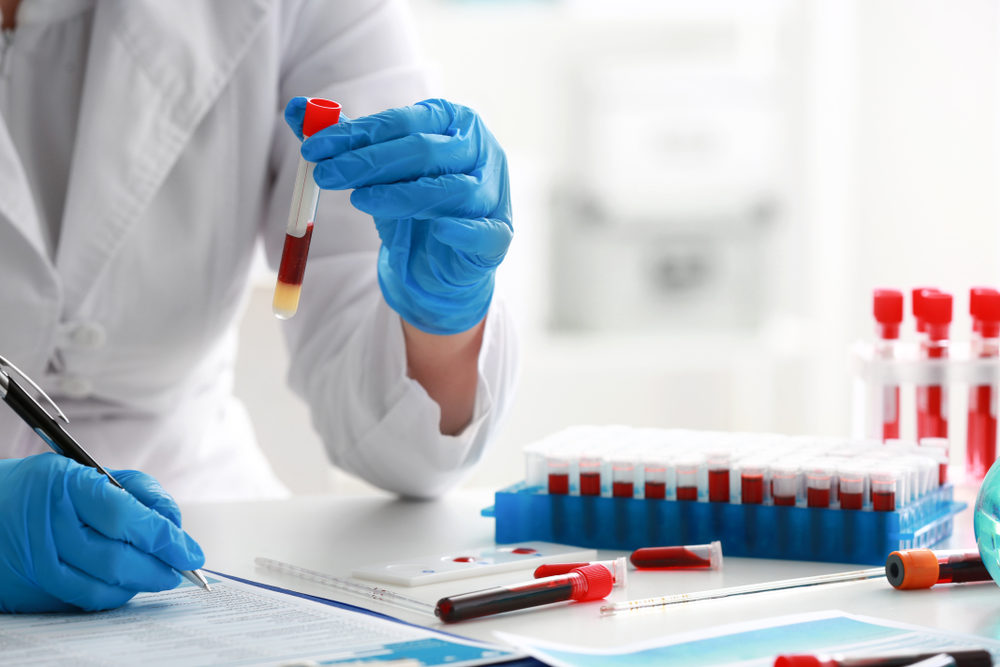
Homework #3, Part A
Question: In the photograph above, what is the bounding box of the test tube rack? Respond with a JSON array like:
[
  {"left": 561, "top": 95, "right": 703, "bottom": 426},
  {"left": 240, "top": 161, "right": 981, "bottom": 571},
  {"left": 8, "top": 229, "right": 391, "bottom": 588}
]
[
  {"left": 483, "top": 481, "right": 961, "bottom": 565},
  {"left": 482, "top": 426, "right": 966, "bottom": 565}
]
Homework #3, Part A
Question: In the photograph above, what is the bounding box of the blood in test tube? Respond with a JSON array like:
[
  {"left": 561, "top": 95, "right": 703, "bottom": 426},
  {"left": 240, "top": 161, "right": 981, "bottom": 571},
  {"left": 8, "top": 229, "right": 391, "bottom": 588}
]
[
  {"left": 838, "top": 466, "right": 866, "bottom": 510},
  {"left": 740, "top": 463, "right": 765, "bottom": 504},
  {"left": 916, "top": 291, "right": 951, "bottom": 440},
  {"left": 707, "top": 453, "right": 730, "bottom": 503},
  {"left": 967, "top": 288, "right": 1000, "bottom": 480},
  {"left": 547, "top": 455, "right": 569, "bottom": 495},
  {"left": 770, "top": 463, "right": 799, "bottom": 507},
  {"left": 434, "top": 564, "right": 613, "bottom": 623},
  {"left": 579, "top": 454, "right": 602, "bottom": 496},
  {"left": 674, "top": 454, "right": 703, "bottom": 501},
  {"left": 612, "top": 459, "right": 634, "bottom": 498},
  {"left": 644, "top": 457, "right": 667, "bottom": 500},
  {"left": 873, "top": 289, "right": 904, "bottom": 440},
  {"left": 870, "top": 470, "right": 897, "bottom": 512},
  {"left": 885, "top": 548, "right": 992, "bottom": 590},
  {"left": 805, "top": 464, "right": 832, "bottom": 509},
  {"left": 274, "top": 98, "right": 342, "bottom": 319},
  {"left": 629, "top": 541, "right": 723, "bottom": 570}
]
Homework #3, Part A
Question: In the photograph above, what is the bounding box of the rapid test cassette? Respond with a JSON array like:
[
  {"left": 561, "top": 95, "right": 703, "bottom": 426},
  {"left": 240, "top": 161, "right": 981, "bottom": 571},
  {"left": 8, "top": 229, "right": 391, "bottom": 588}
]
[{"left": 352, "top": 542, "right": 597, "bottom": 587}]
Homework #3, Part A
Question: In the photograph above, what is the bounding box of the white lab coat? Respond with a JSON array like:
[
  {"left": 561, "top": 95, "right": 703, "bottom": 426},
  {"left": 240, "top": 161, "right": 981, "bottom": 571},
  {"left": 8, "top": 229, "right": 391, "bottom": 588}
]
[{"left": 0, "top": 0, "right": 518, "bottom": 501}]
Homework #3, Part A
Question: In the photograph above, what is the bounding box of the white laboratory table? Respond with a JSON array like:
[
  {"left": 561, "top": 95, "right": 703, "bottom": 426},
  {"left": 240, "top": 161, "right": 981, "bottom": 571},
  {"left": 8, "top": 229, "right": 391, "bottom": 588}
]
[{"left": 180, "top": 484, "right": 1000, "bottom": 654}]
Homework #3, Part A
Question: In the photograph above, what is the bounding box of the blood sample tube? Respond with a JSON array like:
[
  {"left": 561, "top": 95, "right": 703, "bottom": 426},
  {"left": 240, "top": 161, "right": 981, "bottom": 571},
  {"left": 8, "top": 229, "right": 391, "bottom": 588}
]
[
  {"left": 674, "top": 453, "right": 704, "bottom": 501},
  {"left": 775, "top": 649, "right": 992, "bottom": 667},
  {"left": 707, "top": 452, "right": 731, "bottom": 503},
  {"left": 885, "top": 548, "right": 992, "bottom": 589},
  {"left": 273, "top": 98, "right": 343, "bottom": 319},
  {"left": 546, "top": 453, "right": 570, "bottom": 495},
  {"left": 916, "top": 291, "right": 952, "bottom": 440},
  {"left": 578, "top": 452, "right": 603, "bottom": 496},
  {"left": 919, "top": 437, "right": 949, "bottom": 486},
  {"left": 911, "top": 287, "right": 939, "bottom": 334},
  {"left": 611, "top": 456, "right": 635, "bottom": 498},
  {"left": 873, "top": 289, "right": 904, "bottom": 441},
  {"left": 805, "top": 462, "right": 833, "bottom": 509},
  {"left": 434, "top": 563, "right": 613, "bottom": 623},
  {"left": 770, "top": 462, "right": 800, "bottom": 507},
  {"left": 837, "top": 464, "right": 867, "bottom": 510},
  {"left": 870, "top": 469, "right": 898, "bottom": 511},
  {"left": 740, "top": 461, "right": 766, "bottom": 505},
  {"left": 533, "top": 556, "right": 628, "bottom": 588},
  {"left": 967, "top": 288, "right": 1000, "bottom": 480},
  {"left": 629, "top": 541, "right": 723, "bottom": 570},
  {"left": 642, "top": 453, "right": 668, "bottom": 500}
]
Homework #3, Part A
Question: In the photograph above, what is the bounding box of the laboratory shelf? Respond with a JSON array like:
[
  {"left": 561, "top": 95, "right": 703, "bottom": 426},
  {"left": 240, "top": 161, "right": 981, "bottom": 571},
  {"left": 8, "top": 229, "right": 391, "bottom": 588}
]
[{"left": 482, "top": 482, "right": 965, "bottom": 565}]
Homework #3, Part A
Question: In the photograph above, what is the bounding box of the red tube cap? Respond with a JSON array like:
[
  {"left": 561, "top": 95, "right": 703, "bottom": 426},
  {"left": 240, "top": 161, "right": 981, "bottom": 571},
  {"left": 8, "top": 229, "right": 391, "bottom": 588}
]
[
  {"left": 873, "top": 289, "right": 903, "bottom": 339},
  {"left": 912, "top": 287, "right": 939, "bottom": 333},
  {"left": 303, "top": 98, "right": 342, "bottom": 137},
  {"left": 534, "top": 563, "right": 590, "bottom": 578},
  {"left": 571, "top": 564, "right": 614, "bottom": 602},
  {"left": 774, "top": 656, "right": 834, "bottom": 667},
  {"left": 975, "top": 289, "right": 1000, "bottom": 337}
]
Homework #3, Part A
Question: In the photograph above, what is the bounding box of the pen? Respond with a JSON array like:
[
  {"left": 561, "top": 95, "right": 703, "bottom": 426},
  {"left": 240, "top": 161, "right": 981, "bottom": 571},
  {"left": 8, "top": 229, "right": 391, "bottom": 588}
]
[{"left": 0, "top": 355, "right": 211, "bottom": 592}]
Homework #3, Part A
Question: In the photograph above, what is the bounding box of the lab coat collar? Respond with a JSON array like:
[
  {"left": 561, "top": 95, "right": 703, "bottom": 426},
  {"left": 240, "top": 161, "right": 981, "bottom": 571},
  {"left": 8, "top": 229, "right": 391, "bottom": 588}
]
[
  {"left": 0, "top": 116, "right": 47, "bottom": 262},
  {"left": 56, "top": 0, "right": 271, "bottom": 309}
]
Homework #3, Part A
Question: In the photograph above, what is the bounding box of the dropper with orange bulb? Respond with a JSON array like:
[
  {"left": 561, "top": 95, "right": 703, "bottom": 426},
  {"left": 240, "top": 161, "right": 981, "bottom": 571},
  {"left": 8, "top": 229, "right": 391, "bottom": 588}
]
[{"left": 273, "top": 98, "right": 342, "bottom": 319}]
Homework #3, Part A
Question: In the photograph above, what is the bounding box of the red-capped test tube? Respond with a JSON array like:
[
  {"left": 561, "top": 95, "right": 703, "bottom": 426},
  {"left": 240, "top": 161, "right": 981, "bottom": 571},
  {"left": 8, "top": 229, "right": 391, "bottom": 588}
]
[
  {"left": 968, "top": 287, "right": 1000, "bottom": 480},
  {"left": 885, "top": 548, "right": 991, "bottom": 590},
  {"left": 916, "top": 290, "right": 952, "bottom": 440},
  {"left": 273, "top": 98, "right": 343, "bottom": 319},
  {"left": 534, "top": 556, "right": 628, "bottom": 588},
  {"left": 630, "top": 541, "right": 723, "bottom": 570},
  {"left": 774, "top": 649, "right": 992, "bottom": 667},
  {"left": 434, "top": 563, "right": 613, "bottom": 623},
  {"left": 873, "top": 289, "right": 904, "bottom": 440}
]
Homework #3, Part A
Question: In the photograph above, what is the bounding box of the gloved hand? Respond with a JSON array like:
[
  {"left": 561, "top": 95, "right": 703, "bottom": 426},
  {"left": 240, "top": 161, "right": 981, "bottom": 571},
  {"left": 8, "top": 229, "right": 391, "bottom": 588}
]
[
  {"left": 0, "top": 453, "right": 205, "bottom": 613},
  {"left": 286, "top": 97, "right": 513, "bottom": 335}
]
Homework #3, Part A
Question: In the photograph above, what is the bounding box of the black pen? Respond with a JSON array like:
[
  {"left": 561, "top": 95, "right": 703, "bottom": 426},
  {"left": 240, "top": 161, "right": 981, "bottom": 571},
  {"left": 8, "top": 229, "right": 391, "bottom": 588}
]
[{"left": 0, "top": 355, "right": 210, "bottom": 591}]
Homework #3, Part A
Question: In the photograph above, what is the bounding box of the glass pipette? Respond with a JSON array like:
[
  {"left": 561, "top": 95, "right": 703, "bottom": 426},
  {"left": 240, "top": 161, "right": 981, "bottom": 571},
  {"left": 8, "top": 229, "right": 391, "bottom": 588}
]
[
  {"left": 254, "top": 557, "right": 436, "bottom": 617},
  {"left": 600, "top": 567, "right": 884, "bottom": 616}
]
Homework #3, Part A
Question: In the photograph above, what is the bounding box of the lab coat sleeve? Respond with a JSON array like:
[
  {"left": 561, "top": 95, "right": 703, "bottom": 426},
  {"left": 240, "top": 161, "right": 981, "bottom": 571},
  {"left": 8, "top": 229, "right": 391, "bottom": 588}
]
[{"left": 263, "top": 0, "right": 519, "bottom": 498}]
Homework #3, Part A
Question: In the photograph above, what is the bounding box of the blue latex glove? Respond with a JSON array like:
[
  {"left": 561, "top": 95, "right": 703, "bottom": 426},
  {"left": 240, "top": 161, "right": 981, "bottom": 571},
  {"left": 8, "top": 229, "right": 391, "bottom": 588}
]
[
  {"left": 0, "top": 453, "right": 205, "bottom": 613},
  {"left": 286, "top": 97, "right": 513, "bottom": 335}
]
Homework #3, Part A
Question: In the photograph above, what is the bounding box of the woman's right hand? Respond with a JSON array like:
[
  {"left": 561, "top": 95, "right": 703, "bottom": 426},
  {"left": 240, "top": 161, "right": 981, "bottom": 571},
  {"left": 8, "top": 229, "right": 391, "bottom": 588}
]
[{"left": 0, "top": 453, "right": 205, "bottom": 612}]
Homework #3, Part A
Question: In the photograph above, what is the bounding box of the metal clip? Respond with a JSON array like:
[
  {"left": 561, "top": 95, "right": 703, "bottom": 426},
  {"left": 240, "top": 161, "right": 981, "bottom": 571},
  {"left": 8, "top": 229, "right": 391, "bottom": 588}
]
[{"left": 0, "top": 355, "right": 68, "bottom": 423}]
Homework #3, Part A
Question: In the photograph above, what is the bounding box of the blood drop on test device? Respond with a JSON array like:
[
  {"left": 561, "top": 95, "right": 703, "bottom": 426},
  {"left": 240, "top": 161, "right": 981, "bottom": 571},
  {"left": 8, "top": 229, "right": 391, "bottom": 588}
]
[{"left": 273, "top": 98, "right": 342, "bottom": 319}]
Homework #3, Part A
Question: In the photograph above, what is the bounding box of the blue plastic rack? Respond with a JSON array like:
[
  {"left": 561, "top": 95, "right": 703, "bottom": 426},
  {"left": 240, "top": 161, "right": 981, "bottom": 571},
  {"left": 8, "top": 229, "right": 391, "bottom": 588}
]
[{"left": 482, "top": 482, "right": 965, "bottom": 565}]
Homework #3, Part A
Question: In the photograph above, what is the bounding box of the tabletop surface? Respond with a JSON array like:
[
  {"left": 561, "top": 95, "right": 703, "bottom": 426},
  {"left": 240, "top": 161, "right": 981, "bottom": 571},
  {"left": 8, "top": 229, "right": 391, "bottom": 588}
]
[{"left": 179, "top": 483, "right": 999, "bottom": 652}]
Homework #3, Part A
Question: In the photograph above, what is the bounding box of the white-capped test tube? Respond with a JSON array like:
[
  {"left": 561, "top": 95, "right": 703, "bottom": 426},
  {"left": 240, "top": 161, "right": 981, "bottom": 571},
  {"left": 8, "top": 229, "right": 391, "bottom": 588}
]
[
  {"left": 870, "top": 468, "right": 900, "bottom": 511},
  {"left": 642, "top": 451, "right": 670, "bottom": 500},
  {"left": 804, "top": 460, "right": 834, "bottom": 509},
  {"left": 674, "top": 452, "right": 705, "bottom": 501},
  {"left": 837, "top": 463, "right": 868, "bottom": 510},
  {"left": 737, "top": 458, "right": 767, "bottom": 505},
  {"left": 611, "top": 455, "right": 636, "bottom": 498},
  {"left": 578, "top": 451, "right": 603, "bottom": 497},
  {"left": 546, "top": 452, "right": 571, "bottom": 495},
  {"left": 919, "top": 437, "right": 950, "bottom": 486},
  {"left": 769, "top": 461, "right": 801, "bottom": 507},
  {"left": 706, "top": 451, "right": 731, "bottom": 503},
  {"left": 273, "top": 98, "right": 342, "bottom": 319}
]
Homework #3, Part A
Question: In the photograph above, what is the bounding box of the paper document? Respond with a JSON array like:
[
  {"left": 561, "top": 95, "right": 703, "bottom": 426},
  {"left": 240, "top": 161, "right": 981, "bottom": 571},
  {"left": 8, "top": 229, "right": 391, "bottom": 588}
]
[
  {"left": 0, "top": 573, "right": 518, "bottom": 667},
  {"left": 496, "top": 610, "right": 1000, "bottom": 667}
]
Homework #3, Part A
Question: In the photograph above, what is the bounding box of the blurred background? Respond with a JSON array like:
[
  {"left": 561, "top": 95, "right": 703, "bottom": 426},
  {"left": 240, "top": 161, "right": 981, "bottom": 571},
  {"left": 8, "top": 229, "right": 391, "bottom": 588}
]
[{"left": 236, "top": 0, "right": 1000, "bottom": 494}]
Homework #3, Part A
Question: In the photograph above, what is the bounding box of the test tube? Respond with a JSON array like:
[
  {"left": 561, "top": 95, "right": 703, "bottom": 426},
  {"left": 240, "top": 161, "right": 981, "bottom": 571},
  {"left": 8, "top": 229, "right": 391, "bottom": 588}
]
[
  {"left": 629, "top": 541, "right": 723, "bottom": 570},
  {"left": 919, "top": 437, "right": 949, "bottom": 486},
  {"left": 642, "top": 452, "right": 668, "bottom": 500},
  {"left": 611, "top": 456, "right": 636, "bottom": 498},
  {"left": 546, "top": 452, "right": 570, "bottom": 495},
  {"left": 769, "top": 462, "right": 800, "bottom": 507},
  {"left": 533, "top": 557, "right": 629, "bottom": 588},
  {"left": 916, "top": 291, "right": 951, "bottom": 440},
  {"left": 885, "top": 548, "right": 992, "bottom": 589},
  {"left": 739, "top": 460, "right": 767, "bottom": 505},
  {"left": 873, "top": 289, "right": 904, "bottom": 441},
  {"left": 805, "top": 461, "right": 833, "bottom": 509},
  {"left": 967, "top": 287, "right": 1000, "bottom": 480},
  {"left": 870, "top": 468, "right": 898, "bottom": 511},
  {"left": 837, "top": 464, "right": 867, "bottom": 510},
  {"left": 674, "top": 453, "right": 705, "bottom": 501},
  {"left": 706, "top": 451, "right": 731, "bottom": 503},
  {"left": 434, "top": 564, "right": 613, "bottom": 623},
  {"left": 578, "top": 452, "right": 603, "bottom": 496},
  {"left": 273, "top": 98, "right": 343, "bottom": 319}
]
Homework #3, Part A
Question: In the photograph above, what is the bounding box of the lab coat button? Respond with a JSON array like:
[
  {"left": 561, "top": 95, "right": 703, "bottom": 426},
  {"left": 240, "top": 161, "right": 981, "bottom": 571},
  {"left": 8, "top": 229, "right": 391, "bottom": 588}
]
[
  {"left": 60, "top": 376, "right": 92, "bottom": 398},
  {"left": 70, "top": 323, "right": 106, "bottom": 350}
]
